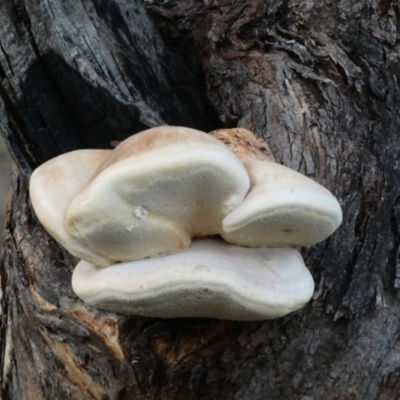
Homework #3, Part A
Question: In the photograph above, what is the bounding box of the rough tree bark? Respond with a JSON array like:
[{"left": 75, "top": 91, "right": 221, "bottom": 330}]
[{"left": 1, "top": 0, "right": 400, "bottom": 399}]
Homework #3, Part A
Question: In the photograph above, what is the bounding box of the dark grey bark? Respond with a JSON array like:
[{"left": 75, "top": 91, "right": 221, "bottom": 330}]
[{"left": 1, "top": 0, "right": 400, "bottom": 399}]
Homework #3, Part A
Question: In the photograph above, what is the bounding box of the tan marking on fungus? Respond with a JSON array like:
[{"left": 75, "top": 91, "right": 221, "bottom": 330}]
[
  {"left": 90, "top": 126, "right": 222, "bottom": 183},
  {"left": 281, "top": 228, "right": 298, "bottom": 234},
  {"left": 209, "top": 128, "right": 275, "bottom": 162}
]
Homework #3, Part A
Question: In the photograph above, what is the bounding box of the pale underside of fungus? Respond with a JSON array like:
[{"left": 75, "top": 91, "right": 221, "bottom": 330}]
[
  {"left": 29, "top": 126, "right": 342, "bottom": 320},
  {"left": 72, "top": 239, "right": 314, "bottom": 320}
]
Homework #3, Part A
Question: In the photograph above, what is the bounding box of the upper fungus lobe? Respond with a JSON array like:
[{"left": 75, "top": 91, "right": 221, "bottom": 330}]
[{"left": 31, "top": 126, "right": 250, "bottom": 267}]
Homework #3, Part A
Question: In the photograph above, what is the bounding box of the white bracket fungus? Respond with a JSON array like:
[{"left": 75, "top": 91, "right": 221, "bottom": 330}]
[
  {"left": 29, "top": 126, "right": 342, "bottom": 320},
  {"left": 30, "top": 127, "right": 249, "bottom": 267},
  {"left": 211, "top": 128, "right": 343, "bottom": 247},
  {"left": 72, "top": 239, "right": 314, "bottom": 320}
]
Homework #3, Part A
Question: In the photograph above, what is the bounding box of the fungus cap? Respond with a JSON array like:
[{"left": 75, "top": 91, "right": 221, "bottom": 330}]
[
  {"left": 72, "top": 238, "right": 314, "bottom": 320},
  {"left": 66, "top": 126, "right": 250, "bottom": 266},
  {"left": 30, "top": 127, "right": 250, "bottom": 267},
  {"left": 211, "top": 128, "right": 342, "bottom": 247},
  {"left": 29, "top": 149, "right": 111, "bottom": 266},
  {"left": 222, "top": 160, "right": 343, "bottom": 247}
]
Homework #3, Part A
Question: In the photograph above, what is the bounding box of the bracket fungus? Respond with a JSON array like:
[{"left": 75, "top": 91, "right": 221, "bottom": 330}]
[
  {"left": 29, "top": 149, "right": 112, "bottom": 267},
  {"left": 29, "top": 126, "right": 342, "bottom": 320},
  {"left": 211, "top": 128, "right": 343, "bottom": 248},
  {"left": 30, "top": 126, "right": 249, "bottom": 267},
  {"left": 72, "top": 239, "right": 314, "bottom": 320}
]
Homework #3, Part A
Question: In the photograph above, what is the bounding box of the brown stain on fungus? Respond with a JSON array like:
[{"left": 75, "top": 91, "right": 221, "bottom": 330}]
[{"left": 210, "top": 128, "right": 275, "bottom": 162}]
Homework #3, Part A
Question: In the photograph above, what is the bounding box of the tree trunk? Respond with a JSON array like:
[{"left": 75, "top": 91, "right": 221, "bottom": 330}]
[{"left": 1, "top": 0, "right": 400, "bottom": 399}]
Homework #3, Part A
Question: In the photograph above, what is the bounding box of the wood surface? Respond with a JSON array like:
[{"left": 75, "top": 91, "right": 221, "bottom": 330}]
[{"left": 1, "top": 1, "right": 399, "bottom": 399}]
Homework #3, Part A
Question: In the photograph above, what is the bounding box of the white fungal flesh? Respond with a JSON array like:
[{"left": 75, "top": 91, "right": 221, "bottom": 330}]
[
  {"left": 72, "top": 239, "right": 315, "bottom": 320},
  {"left": 222, "top": 161, "right": 343, "bottom": 247},
  {"left": 29, "top": 149, "right": 112, "bottom": 267},
  {"left": 30, "top": 127, "right": 250, "bottom": 268}
]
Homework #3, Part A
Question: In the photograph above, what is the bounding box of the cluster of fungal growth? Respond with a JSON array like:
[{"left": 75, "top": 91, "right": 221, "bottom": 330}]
[{"left": 29, "top": 126, "right": 342, "bottom": 320}]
